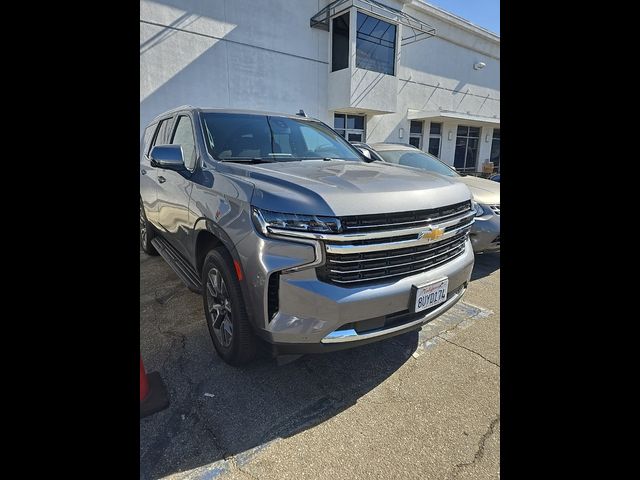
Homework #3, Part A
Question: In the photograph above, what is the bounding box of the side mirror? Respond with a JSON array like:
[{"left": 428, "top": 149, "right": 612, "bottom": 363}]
[
  {"left": 357, "top": 147, "right": 372, "bottom": 160},
  {"left": 150, "top": 145, "right": 185, "bottom": 171}
]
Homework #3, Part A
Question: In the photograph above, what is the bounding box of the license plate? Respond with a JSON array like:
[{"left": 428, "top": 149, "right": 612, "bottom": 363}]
[{"left": 412, "top": 278, "right": 449, "bottom": 313}]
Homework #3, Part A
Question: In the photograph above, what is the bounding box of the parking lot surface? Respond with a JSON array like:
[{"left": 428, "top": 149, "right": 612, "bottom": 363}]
[{"left": 140, "top": 251, "right": 500, "bottom": 480}]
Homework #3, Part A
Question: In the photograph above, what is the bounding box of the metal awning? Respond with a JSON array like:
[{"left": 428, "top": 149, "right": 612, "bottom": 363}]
[
  {"left": 311, "top": 0, "right": 436, "bottom": 46},
  {"left": 408, "top": 109, "right": 500, "bottom": 125}
]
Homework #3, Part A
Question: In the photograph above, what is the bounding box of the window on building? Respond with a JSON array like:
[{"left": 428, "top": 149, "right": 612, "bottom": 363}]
[
  {"left": 334, "top": 113, "right": 366, "bottom": 142},
  {"left": 356, "top": 12, "right": 396, "bottom": 76},
  {"left": 409, "top": 121, "right": 423, "bottom": 149},
  {"left": 490, "top": 128, "right": 500, "bottom": 172},
  {"left": 454, "top": 125, "right": 480, "bottom": 173},
  {"left": 332, "top": 12, "right": 350, "bottom": 72},
  {"left": 427, "top": 122, "right": 442, "bottom": 158},
  {"left": 170, "top": 115, "right": 196, "bottom": 170}
]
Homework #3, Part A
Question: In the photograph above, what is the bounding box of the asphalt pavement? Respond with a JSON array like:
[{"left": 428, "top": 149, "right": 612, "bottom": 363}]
[{"left": 140, "top": 250, "right": 500, "bottom": 480}]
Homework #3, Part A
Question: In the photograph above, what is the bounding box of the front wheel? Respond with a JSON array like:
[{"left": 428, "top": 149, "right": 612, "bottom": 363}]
[
  {"left": 140, "top": 201, "right": 158, "bottom": 255},
  {"left": 202, "top": 248, "right": 256, "bottom": 366}
]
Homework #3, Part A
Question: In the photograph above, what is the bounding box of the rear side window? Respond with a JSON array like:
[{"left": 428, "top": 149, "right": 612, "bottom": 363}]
[
  {"left": 141, "top": 123, "right": 157, "bottom": 158},
  {"left": 170, "top": 116, "right": 197, "bottom": 170}
]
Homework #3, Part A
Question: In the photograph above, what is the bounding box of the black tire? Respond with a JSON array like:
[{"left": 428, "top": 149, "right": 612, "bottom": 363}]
[
  {"left": 202, "top": 247, "right": 256, "bottom": 365},
  {"left": 140, "top": 201, "right": 158, "bottom": 255}
]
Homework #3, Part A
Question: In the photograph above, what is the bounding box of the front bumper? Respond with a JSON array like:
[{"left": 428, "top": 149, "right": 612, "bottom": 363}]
[
  {"left": 470, "top": 211, "right": 500, "bottom": 253},
  {"left": 235, "top": 229, "right": 475, "bottom": 350}
]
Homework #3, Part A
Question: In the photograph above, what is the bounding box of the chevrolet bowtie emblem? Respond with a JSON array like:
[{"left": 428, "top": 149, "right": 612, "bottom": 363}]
[{"left": 419, "top": 227, "right": 444, "bottom": 241}]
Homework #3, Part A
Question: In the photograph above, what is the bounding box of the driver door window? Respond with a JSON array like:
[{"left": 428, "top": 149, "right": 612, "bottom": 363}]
[{"left": 170, "top": 115, "right": 197, "bottom": 170}]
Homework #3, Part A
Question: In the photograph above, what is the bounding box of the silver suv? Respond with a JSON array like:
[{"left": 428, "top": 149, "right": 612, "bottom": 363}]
[{"left": 140, "top": 107, "right": 475, "bottom": 365}]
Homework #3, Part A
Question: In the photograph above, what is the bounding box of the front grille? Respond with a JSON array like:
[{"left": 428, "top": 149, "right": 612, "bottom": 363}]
[
  {"left": 340, "top": 200, "right": 472, "bottom": 233},
  {"left": 318, "top": 230, "right": 469, "bottom": 286},
  {"left": 489, "top": 204, "right": 500, "bottom": 215}
]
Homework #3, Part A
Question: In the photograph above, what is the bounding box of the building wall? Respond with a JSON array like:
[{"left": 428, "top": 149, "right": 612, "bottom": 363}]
[{"left": 140, "top": 0, "right": 500, "bottom": 169}]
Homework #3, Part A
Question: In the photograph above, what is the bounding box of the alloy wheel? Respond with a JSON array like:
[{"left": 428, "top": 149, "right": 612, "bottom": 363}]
[
  {"left": 206, "top": 267, "right": 233, "bottom": 347},
  {"left": 140, "top": 204, "right": 147, "bottom": 246}
]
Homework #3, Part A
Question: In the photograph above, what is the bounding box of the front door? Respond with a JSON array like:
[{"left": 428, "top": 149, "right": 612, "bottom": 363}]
[{"left": 156, "top": 113, "right": 197, "bottom": 259}]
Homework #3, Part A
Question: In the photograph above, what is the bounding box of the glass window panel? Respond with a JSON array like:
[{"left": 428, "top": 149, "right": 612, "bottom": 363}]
[
  {"left": 492, "top": 128, "right": 500, "bottom": 139},
  {"left": 466, "top": 138, "right": 479, "bottom": 168},
  {"left": 428, "top": 137, "right": 440, "bottom": 157},
  {"left": 410, "top": 121, "right": 423, "bottom": 134},
  {"left": 331, "top": 13, "right": 349, "bottom": 72},
  {"left": 468, "top": 127, "right": 480, "bottom": 137},
  {"left": 454, "top": 139, "right": 466, "bottom": 168},
  {"left": 429, "top": 122, "right": 441, "bottom": 135},
  {"left": 356, "top": 12, "right": 396, "bottom": 76},
  {"left": 491, "top": 138, "right": 500, "bottom": 168},
  {"left": 334, "top": 114, "right": 345, "bottom": 130},
  {"left": 349, "top": 115, "right": 364, "bottom": 130},
  {"left": 347, "top": 132, "right": 362, "bottom": 142},
  {"left": 409, "top": 136, "right": 421, "bottom": 148},
  {"left": 170, "top": 116, "right": 196, "bottom": 169},
  {"left": 457, "top": 125, "right": 468, "bottom": 136}
]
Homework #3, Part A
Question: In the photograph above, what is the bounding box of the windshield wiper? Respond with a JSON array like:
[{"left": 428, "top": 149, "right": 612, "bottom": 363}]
[{"left": 219, "top": 157, "right": 277, "bottom": 163}]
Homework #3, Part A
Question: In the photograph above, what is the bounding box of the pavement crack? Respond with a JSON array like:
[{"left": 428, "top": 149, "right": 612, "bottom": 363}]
[
  {"left": 452, "top": 415, "right": 500, "bottom": 476},
  {"left": 438, "top": 336, "right": 500, "bottom": 368},
  {"left": 231, "top": 456, "right": 260, "bottom": 480}
]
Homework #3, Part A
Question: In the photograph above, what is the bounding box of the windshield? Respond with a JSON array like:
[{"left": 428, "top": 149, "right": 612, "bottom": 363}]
[
  {"left": 200, "top": 112, "right": 362, "bottom": 162},
  {"left": 376, "top": 149, "right": 459, "bottom": 177}
]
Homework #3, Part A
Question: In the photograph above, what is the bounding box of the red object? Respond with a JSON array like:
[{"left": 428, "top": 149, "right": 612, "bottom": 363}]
[
  {"left": 140, "top": 354, "right": 170, "bottom": 418},
  {"left": 140, "top": 356, "right": 150, "bottom": 401},
  {"left": 233, "top": 259, "right": 244, "bottom": 281}
]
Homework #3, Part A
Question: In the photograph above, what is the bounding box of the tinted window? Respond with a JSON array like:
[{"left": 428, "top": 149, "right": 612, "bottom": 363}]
[
  {"left": 347, "top": 115, "right": 364, "bottom": 130},
  {"left": 332, "top": 13, "right": 349, "bottom": 72},
  {"left": 149, "top": 118, "right": 172, "bottom": 155},
  {"left": 427, "top": 137, "right": 441, "bottom": 157},
  {"left": 141, "top": 123, "right": 157, "bottom": 157},
  {"left": 200, "top": 113, "right": 362, "bottom": 161},
  {"left": 430, "top": 122, "right": 441, "bottom": 135},
  {"left": 170, "top": 116, "right": 197, "bottom": 170},
  {"left": 377, "top": 150, "right": 458, "bottom": 177},
  {"left": 410, "top": 121, "right": 423, "bottom": 134},
  {"left": 157, "top": 118, "right": 173, "bottom": 144},
  {"left": 356, "top": 12, "right": 396, "bottom": 76}
]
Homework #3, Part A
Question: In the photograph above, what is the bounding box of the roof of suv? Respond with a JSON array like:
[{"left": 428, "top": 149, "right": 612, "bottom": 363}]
[{"left": 149, "top": 106, "right": 317, "bottom": 124}]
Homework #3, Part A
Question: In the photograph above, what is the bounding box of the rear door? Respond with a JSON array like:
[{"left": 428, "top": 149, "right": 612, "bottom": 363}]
[
  {"left": 140, "top": 117, "right": 172, "bottom": 225},
  {"left": 155, "top": 113, "right": 197, "bottom": 259}
]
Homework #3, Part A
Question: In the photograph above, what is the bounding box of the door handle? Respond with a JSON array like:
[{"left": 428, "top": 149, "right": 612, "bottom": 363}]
[
  {"left": 158, "top": 176, "right": 166, "bottom": 184},
  {"left": 141, "top": 169, "right": 147, "bottom": 175}
]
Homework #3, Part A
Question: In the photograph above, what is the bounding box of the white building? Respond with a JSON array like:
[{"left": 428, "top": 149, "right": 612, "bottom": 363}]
[{"left": 140, "top": 0, "right": 500, "bottom": 173}]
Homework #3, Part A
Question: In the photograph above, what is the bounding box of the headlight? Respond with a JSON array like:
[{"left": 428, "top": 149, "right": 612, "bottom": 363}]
[
  {"left": 252, "top": 207, "right": 342, "bottom": 235},
  {"left": 472, "top": 200, "right": 485, "bottom": 217}
]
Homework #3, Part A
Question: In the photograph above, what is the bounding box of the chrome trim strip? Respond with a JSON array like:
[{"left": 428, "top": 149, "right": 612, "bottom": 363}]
[
  {"left": 325, "top": 224, "right": 472, "bottom": 254},
  {"left": 321, "top": 285, "right": 467, "bottom": 343},
  {"left": 268, "top": 210, "right": 475, "bottom": 243},
  {"left": 329, "top": 242, "right": 465, "bottom": 274},
  {"left": 326, "top": 247, "right": 465, "bottom": 283},
  {"left": 342, "top": 205, "right": 472, "bottom": 231},
  {"left": 327, "top": 234, "right": 466, "bottom": 264}
]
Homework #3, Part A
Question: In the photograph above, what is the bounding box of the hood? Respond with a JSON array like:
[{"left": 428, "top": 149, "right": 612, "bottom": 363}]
[
  {"left": 222, "top": 160, "right": 472, "bottom": 217},
  {"left": 454, "top": 175, "right": 500, "bottom": 205}
]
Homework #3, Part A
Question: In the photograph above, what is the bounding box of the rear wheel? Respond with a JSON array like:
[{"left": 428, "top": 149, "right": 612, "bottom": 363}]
[
  {"left": 140, "top": 201, "right": 158, "bottom": 255},
  {"left": 202, "top": 248, "right": 256, "bottom": 365}
]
